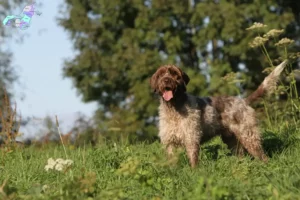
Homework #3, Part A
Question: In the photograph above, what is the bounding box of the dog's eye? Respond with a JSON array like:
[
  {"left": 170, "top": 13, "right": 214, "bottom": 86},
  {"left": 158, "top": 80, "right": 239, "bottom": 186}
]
[{"left": 169, "top": 70, "right": 177, "bottom": 76}]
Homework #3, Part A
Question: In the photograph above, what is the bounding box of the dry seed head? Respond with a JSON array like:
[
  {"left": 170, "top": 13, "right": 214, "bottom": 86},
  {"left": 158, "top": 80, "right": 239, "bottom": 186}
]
[
  {"left": 222, "top": 72, "right": 244, "bottom": 84},
  {"left": 275, "top": 38, "right": 294, "bottom": 46},
  {"left": 287, "top": 52, "right": 300, "bottom": 60},
  {"left": 262, "top": 67, "right": 274, "bottom": 74},
  {"left": 222, "top": 72, "right": 236, "bottom": 82},
  {"left": 249, "top": 36, "right": 268, "bottom": 48},
  {"left": 293, "top": 69, "right": 300, "bottom": 80},
  {"left": 286, "top": 72, "right": 295, "bottom": 81},
  {"left": 291, "top": 52, "right": 300, "bottom": 58},
  {"left": 263, "top": 29, "right": 284, "bottom": 38},
  {"left": 246, "top": 22, "right": 267, "bottom": 31}
]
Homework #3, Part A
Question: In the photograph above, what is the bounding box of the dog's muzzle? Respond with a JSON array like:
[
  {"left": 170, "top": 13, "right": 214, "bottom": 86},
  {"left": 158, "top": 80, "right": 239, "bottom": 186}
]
[{"left": 159, "top": 77, "right": 177, "bottom": 101}]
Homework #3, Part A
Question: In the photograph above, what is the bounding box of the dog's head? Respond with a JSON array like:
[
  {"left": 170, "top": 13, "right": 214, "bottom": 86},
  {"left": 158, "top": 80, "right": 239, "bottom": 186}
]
[{"left": 150, "top": 65, "right": 190, "bottom": 101}]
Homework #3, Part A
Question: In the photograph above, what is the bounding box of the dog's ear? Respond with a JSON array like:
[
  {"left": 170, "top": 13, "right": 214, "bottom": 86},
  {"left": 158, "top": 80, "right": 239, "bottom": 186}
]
[
  {"left": 172, "top": 66, "right": 190, "bottom": 86},
  {"left": 182, "top": 72, "right": 190, "bottom": 86},
  {"left": 177, "top": 67, "right": 190, "bottom": 86},
  {"left": 150, "top": 71, "right": 158, "bottom": 92}
]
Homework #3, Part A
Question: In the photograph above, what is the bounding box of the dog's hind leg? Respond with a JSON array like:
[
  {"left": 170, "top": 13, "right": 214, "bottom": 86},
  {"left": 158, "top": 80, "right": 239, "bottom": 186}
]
[
  {"left": 239, "top": 128, "right": 268, "bottom": 162},
  {"left": 229, "top": 125, "right": 268, "bottom": 162},
  {"left": 221, "top": 134, "right": 245, "bottom": 157}
]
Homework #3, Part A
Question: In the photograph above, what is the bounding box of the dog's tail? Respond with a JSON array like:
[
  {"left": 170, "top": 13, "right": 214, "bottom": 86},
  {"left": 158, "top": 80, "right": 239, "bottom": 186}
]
[{"left": 245, "top": 60, "right": 288, "bottom": 104}]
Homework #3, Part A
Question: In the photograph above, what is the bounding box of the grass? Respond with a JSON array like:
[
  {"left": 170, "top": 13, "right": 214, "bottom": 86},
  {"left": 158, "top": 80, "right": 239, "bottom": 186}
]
[
  {"left": 1, "top": 22, "right": 300, "bottom": 200},
  {"left": 1, "top": 126, "right": 300, "bottom": 200}
]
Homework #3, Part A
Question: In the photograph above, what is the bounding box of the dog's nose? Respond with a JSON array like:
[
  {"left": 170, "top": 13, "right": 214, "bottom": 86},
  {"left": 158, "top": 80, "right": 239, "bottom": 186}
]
[{"left": 164, "top": 79, "right": 169, "bottom": 83}]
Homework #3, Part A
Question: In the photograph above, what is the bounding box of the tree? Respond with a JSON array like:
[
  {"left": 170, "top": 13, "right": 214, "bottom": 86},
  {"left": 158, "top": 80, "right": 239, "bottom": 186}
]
[
  {"left": 0, "top": 0, "right": 24, "bottom": 96},
  {"left": 0, "top": 0, "right": 42, "bottom": 140},
  {"left": 58, "top": 0, "right": 300, "bottom": 141}
]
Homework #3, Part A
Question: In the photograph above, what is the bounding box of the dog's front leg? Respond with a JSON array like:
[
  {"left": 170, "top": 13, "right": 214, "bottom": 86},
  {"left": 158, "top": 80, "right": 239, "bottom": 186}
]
[
  {"left": 166, "top": 144, "right": 174, "bottom": 158},
  {"left": 184, "top": 133, "right": 200, "bottom": 168},
  {"left": 183, "top": 124, "right": 201, "bottom": 168},
  {"left": 185, "top": 144, "right": 199, "bottom": 168}
]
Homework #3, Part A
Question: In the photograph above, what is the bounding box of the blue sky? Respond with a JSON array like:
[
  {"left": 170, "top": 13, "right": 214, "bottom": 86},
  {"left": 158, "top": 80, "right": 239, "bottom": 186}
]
[{"left": 6, "top": 0, "right": 97, "bottom": 137}]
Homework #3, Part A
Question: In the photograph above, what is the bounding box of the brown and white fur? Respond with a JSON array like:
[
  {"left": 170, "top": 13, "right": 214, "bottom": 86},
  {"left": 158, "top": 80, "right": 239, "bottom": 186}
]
[{"left": 150, "top": 60, "right": 288, "bottom": 168}]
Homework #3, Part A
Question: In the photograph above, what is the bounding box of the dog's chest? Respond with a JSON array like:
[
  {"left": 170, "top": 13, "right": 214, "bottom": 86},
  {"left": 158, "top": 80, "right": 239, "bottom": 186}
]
[
  {"left": 158, "top": 103, "right": 202, "bottom": 144},
  {"left": 158, "top": 97, "right": 221, "bottom": 145}
]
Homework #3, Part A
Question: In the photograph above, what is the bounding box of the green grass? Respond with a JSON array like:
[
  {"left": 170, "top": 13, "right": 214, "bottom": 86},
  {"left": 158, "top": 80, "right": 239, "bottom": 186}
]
[
  {"left": 1, "top": 21, "right": 300, "bottom": 200},
  {"left": 1, "top": 126, "right": 300, "bottom": 200}
]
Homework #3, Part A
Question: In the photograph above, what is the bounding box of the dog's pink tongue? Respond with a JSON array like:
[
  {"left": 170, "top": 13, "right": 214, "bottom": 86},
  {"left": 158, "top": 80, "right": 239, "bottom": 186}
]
[{"left": 163, "top": 91, "right": 173, "bottom": 101}]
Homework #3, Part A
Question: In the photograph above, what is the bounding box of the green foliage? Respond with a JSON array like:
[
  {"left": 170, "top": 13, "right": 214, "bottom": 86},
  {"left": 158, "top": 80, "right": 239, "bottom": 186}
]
[
  {"left": 1, "top": 126, "right": 300, "bottom": 199},
  {"left": 58, "top": 0, "right": 300, "bottom": 140},
  {"left": 244, "top": 21, "right": 300, "bottom": 130}
]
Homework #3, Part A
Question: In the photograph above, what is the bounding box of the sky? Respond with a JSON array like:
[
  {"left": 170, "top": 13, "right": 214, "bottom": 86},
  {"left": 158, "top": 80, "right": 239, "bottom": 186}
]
[{"left": 5, "top": 0, "right": 97, "bottom": 138}]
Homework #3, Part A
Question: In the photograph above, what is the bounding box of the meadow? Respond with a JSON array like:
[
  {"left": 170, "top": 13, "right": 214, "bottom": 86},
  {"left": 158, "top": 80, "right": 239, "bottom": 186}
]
[
  {"left": 1, "top": 124, "right": 300, "bottom": 200},
  {"left": 1, "top": 22, "right": 300, "bottom": 199}
]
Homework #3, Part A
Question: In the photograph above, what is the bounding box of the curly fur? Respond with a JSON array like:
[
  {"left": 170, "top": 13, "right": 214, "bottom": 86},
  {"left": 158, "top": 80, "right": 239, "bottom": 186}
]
[{"left": 150, "top": 61, "right": 288, "bottom": 168}]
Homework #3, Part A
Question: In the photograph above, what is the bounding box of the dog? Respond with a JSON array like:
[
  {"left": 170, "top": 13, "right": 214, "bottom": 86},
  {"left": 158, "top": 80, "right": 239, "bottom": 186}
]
[{"left": 150, "top": 60, "right": 288, "bottom": 168}]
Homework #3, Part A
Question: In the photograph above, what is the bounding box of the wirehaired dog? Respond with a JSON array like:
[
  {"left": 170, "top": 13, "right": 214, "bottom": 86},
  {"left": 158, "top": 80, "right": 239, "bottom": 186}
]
[{"left": 150, "top": 60, "right": 288, "bottom": 168}]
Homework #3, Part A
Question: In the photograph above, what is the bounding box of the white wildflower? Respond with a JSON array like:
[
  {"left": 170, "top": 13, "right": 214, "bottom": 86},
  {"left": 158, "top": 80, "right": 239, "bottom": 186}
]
[
  {"left": 42, "top": 185, "right": 49, "bottom": 192},
  {"left": 246, "top": 22, "right": 267, "bottom": 31},
  {"left": 54, "top": 163, "right": 64, "bottom": 171},
  {"left": 44, "top": 158, "right": 56, "bottom": 171},
  {"left": 63, "top": 159, "right": 74, "bottom": 166},
  {"left": 56, "top": 158, "right": 65, "bottom": 164},
  {"left": 44, "top": 165, "right": 53, "bottom": 172},
  {"left": 263, "top": 29, "right": 284, "bottom": 38},
  {"left": 249, "top": 36, "right": 268, "bottom": 48},
  {"left": 113, "top": 142, "right": 118, "bottom": 152},
  {"left": 47, "top": 158, "right": 56, "bottom": 164},
  {"left": 275, "top": 38, "right": 294, "bottom": 46},
  {"left": 45, "top": 157, "right": 73, "bottom": 172}
]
